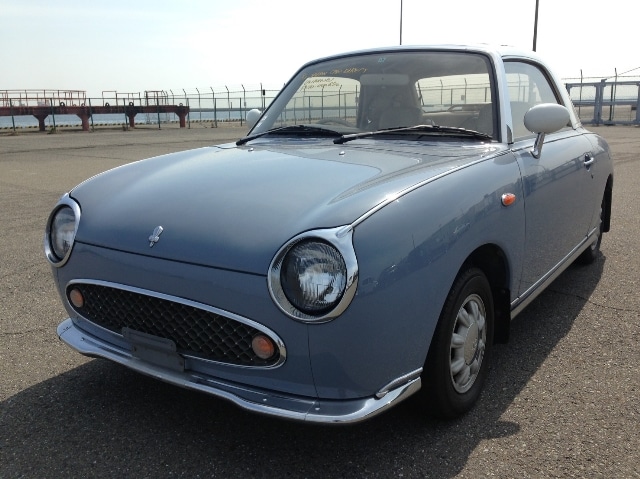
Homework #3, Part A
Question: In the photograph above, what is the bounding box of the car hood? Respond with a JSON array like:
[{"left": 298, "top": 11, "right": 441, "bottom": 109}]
[{"left": 71, "top": 138, "right": 504, "bottom": 274}]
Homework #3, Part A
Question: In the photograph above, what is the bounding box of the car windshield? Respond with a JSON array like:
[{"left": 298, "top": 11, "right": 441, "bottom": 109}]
[{"left": 248, "top": 50, "right": 497, "bottom": 141}]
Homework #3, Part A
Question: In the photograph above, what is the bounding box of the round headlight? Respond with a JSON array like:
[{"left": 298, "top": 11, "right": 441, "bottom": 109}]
[
  {"left": 281, "top": 240, "right": 347, "bottom": 315},
  {"left": 268, "top": 227, "right": 358, "bottom": 323},
  {"left": 51, "top": 207, "right": 76, "bottom": 259},
  {"left": 45, "top": 195, "right": 80, "bottom": 266}
]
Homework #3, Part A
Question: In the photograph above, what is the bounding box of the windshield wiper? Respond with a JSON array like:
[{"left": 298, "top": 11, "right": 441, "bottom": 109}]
[
  {"left": 333, "top": 124, "right": 493, "bottom": 144},
  {"left": 236, "top": 125, "right": 341, "bottom": 146}
]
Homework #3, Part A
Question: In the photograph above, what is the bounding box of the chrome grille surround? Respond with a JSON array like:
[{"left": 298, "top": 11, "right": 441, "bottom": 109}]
[{"left": 65, "top": 280, "right": 285, "bottom": 368}]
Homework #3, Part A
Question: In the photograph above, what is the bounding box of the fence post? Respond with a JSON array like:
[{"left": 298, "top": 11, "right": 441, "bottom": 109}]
[
  {"left": 9, "top": 99, "right": 16, "bottom": 133},
  {"left": 609, "top": 69, "right": 618, "bottom": 122},
  {"left": 89, "top": 97, "right": 94, "bottom": 130},
  {"left": 196, "top": 87, "right": 201, "bottom": 122},
  {"left": 577, "top": 70, "right": 583, "bottom": 118},
  {"left": 50, "top": 98, "right": 57, "bottom": 130},
  {"left": 182, "top": 89, "right": 188, "bottom": 128},
  {"left": 241, "top": 84, "right": 246, "bottom": 126},
  {"left": 210, "top": 87, "right": 217, "bottom": 128},
  {"left": 635, "top": 83, "right": 640, "bottom": 125},
  {"left": 594, "top": 81, "right": 605, "bottom": 125}
]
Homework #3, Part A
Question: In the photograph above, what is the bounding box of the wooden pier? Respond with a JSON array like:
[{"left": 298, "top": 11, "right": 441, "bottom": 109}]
[{"left": 0, "top": 103, "right": 190, "bottom": 131}]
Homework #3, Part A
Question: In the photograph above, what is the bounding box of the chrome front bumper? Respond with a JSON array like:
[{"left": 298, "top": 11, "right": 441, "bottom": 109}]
[{"left": 57, "top": 318, "right": 421, "bottom": 424}]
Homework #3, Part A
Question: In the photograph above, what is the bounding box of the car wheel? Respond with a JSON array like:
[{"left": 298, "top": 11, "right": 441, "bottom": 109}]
[
  {"left": 578, "top": 196, "right": 604, "bottom": 265},
  {"left": 422, "top": 267, "right": 494, "bottom": 418}
]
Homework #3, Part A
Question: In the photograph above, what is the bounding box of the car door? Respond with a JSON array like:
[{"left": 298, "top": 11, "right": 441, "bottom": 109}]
[{"left": 505, "top": 61, "right": 600, "bottom": 295}]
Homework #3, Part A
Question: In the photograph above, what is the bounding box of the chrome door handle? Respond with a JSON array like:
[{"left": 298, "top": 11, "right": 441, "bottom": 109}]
[{"left": 584, "top": 154, "right": 595, "bottom": 167}]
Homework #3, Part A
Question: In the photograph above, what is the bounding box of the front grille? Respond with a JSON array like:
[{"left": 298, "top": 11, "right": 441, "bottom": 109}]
[{"left": 66, "top": 283, "right": 280, "bottom": 367}]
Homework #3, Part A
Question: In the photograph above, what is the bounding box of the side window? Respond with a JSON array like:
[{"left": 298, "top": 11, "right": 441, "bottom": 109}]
[{"left": 504, "top": 61, "right": 562, "bottom": 140}]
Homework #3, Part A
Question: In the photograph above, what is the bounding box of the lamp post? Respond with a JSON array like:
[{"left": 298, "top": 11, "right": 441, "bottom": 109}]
[
  {"left": 532, "top": 0, "right": 539, "bottom": 51},
  {"left": 399, "top": 0, "right": 403, "bottom": 45}
]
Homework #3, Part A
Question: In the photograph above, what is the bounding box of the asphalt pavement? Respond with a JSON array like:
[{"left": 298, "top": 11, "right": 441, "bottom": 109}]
[{"left": 1, "top": 124, "right": 638, "bottom": 478}]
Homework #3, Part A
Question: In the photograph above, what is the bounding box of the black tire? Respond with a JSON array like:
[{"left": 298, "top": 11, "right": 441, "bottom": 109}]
[
  {"left": 578, "top": 195, "right": 605, "bottom": 265},
  {"left": 422, "top": 267, "right": 494, "bottom": 418}
]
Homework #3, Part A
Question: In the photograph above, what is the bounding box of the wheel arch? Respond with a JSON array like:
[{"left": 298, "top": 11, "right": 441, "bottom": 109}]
[
  {"left": 603, "top": 174, "right": 613, "bottom": 233},
  {"left": 460, "top": 244, "right": 511, "bottom": 344}
]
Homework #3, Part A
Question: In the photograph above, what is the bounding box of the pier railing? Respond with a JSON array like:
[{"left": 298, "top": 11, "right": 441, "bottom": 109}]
[
  {"left": 4, "top": 79, "right": 640, "bottom": 131},
  {"left": 565, "top": 77, "right": 640, "bottom": 125},
  {"left": 0, "top": 87, "right": 282, "bottom": 131}
]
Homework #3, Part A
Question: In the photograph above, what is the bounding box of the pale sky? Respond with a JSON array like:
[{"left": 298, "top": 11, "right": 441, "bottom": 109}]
[{"left": 1, "top": 0, "right": 636, "bottom": 97}]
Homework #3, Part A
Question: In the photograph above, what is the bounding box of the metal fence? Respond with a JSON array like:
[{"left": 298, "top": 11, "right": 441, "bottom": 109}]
[
  {"left": 159, "top": 86, "right": 281, "bottom": 125},
  {"left": 4, "top": 78, "right": 640, "bottom": 130},
  {"left": 565, "top": 78, "right": 640, "bottom": 125}
]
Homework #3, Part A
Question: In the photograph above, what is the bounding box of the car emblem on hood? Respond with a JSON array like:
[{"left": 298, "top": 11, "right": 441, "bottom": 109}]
[{"left": 148, "top": 226, "right": 164, "bottom": 247}]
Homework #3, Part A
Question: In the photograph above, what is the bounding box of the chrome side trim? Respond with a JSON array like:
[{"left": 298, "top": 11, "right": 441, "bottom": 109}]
[
  {"left": 350, "top": 149, "right": 511, "bottom": 229},
  {"left": 66, "top": 279, "right": 287, "bottom": 369},
  {"left": 376, "top": 368, "right": 423, "bottom": 399},
  {"left": 510, "top": 232, "right": 595, "bottom": 318},
  {"left": 57, "top": 318, "right": 421, "bottom": 424}
]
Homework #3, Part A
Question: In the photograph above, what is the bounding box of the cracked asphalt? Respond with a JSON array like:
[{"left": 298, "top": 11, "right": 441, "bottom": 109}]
[{"left": 1, "top": 124, "right": 638, "bottom": 478}]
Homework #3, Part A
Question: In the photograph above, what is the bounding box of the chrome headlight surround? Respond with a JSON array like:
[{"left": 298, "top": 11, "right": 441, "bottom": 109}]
[
  {"left": 268, "top": 226, "right": 358, "bottom": 323},
  {"left": 44, "top": 194, "right": 81, "bottom": 267}
]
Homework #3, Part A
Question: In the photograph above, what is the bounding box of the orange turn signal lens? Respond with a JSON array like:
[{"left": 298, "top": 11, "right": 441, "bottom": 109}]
[
  {"left": 251, "top": 334, "right": 276, "bottom": 360},
  {"left": 501, "top": 193, "right": 517, "bottom": 206},
  {"left": 69, "top": 288, "right": 84, "bottom": 308}
]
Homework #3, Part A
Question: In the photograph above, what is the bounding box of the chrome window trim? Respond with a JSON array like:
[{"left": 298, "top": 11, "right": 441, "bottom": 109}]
[
  {"left": 268, "top": 227, "right": 359, "bottom": 323},
  {"left": 44, "top": 193, "right": 81, "bottom": 267},
  {"left": 66, "top": 279, "right": 287, "bottom": 369}
]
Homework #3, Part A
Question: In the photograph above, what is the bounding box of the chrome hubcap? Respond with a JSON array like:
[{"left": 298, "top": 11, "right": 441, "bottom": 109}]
[
  {"left": 464, "top": 320, "right": 479, "bottom": 363},
  {"left": 450, "top": 294, "right": 486, "bottom": 393}
]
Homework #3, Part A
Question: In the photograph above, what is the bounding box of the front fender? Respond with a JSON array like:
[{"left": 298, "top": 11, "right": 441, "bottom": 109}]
[{"left": 308, "top": 152, "right": 524, "bottom": 399}]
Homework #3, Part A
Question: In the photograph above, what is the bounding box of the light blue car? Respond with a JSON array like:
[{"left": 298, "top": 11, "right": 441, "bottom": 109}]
[{"left": 45, "top": 45, "right": 613, "bottom": 423}]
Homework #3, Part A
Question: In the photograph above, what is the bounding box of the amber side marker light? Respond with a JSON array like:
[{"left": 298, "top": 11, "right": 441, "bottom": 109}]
[
  {"left": 68, "top": 288, "right": 85, "bottom": 308},
  {"left": 251, "top": 334, "right": 276, "bottom": 360},
  {"left": 501, "top": 193, "right": 517, "bottom": 207}
]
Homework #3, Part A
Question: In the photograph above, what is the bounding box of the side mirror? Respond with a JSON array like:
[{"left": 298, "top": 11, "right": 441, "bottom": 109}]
[
  {"left": 246, "top": 109, "right": 262, "bottom": 128},
  {"left": 524, "top": 103, "right": 570, "bottom": 158}
]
